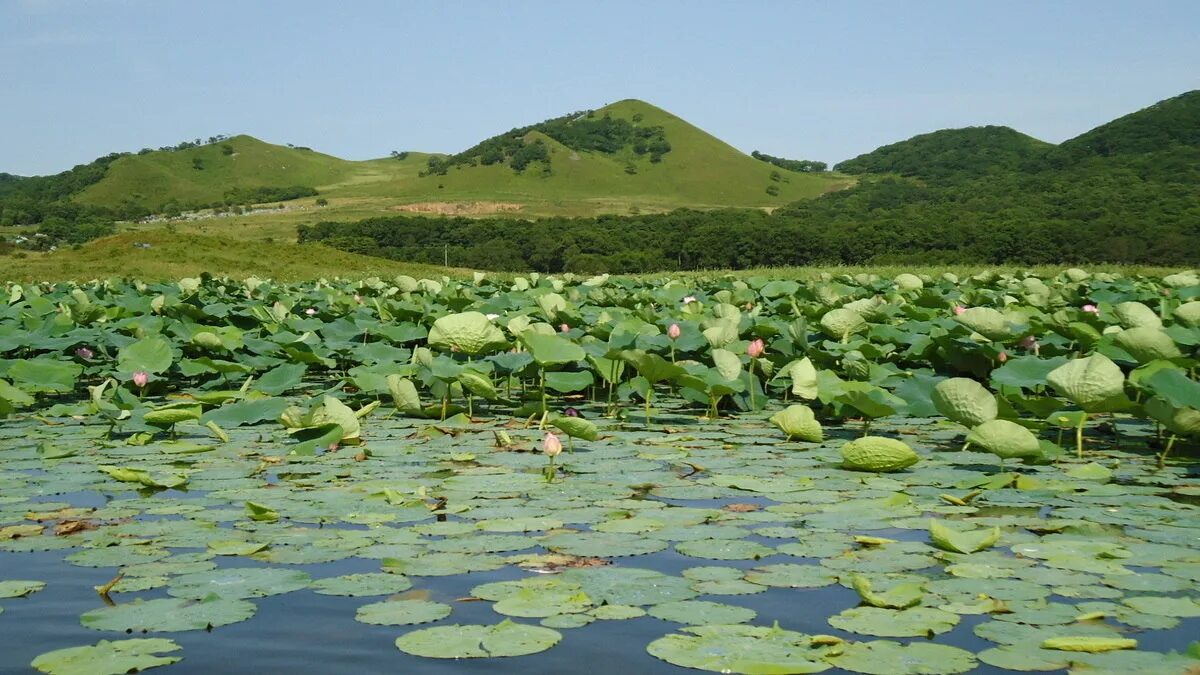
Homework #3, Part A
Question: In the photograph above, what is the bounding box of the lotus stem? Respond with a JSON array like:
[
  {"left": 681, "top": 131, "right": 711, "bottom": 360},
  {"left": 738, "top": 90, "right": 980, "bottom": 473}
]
[
  {"left": 1158, "top": 435, "right": 1178, "bottom": 469},
  {"left": 1075, "top": 413, "right": 1088, "bottom": 459},
  {"left": 545, "top": 455, "right": 556, "bottom": 483},
  {"left": 748, "top": 359, "right": 757, "bottom": 411},
  {"left": 862, "top": 419, "right": 872, "bottom": 437},
  {"left": 645, "top": 390, "right": 652, "bottom": 429}
]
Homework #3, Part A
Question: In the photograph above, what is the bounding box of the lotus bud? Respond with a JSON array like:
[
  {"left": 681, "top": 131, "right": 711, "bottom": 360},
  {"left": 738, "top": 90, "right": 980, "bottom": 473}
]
[
  {"left": 668, "top": 323, "right": 681, "bottom": 340},
  {"left": 1082, "top": 304, "right": 1099, "bottom": 314},
  {"left": 747, "top": 338, "right": 765, "bottom": 359},
  {"left": 1019, "top": 335, "right": 1038, "bottom": 351},
  {"left": 564, "top": 407, "right": 582, "bottom": 418},
  {"left": 997, "top": 351, "right": 1008, "bottom": 363},
  {"left": 132, "top": 370, "right": 149, "bottom": 387},
  {"left": 559, "top": 324, "right": 570, "bottom": 333},
  {"left": 75, "top": 346, "right": 94, "bottom": 360},
  {"left": 683, "top": 296, "right": 697, "bottom": 305},
  {"left": 486, "top": 313, "right": 500, "bottom": 321},
  {"left": 953, "top": 305, "right": 966, "bottom": 315},
  {"left": 305, "top": 307, "right": 317, "bottom": 316},
  {"left": 543, "top": 432, "right": 563, "bottom": 457},
  {"left": 353, "top": 294, "right": 362, "bottom": 304}
]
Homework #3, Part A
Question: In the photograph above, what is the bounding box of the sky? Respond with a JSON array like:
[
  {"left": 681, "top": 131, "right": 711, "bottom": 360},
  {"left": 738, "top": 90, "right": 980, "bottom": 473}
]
[{"left": 2, "top": 0, "right": 1198, "bottom": 176}]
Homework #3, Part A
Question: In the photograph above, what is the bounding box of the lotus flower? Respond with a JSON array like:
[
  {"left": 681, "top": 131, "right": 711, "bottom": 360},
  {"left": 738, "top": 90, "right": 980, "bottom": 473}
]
[
  {"left": 75, "top": 346, "right": 94, "bottom": 360},
  {"left": 563, "top": 407, "right": 582, "bottom": 418},
  {"left": 747, "top": 339, "right": 765, "bottom": 359},
  {"left": 682, "top": 296, "right": 697, "bottom": 305},
  {"left": 543, "top": 432, "right": 563, "bottom": 457},
  {"left": 132, "top": 370, "right": 149, "bottom": 388},
  {"left": 486, "top": 313, "right": 500, "bottom": 321},
  {"left": 668, "top": 323, "right": 681, "bottom": 340},
  {"left": 559, "top": 324, "right": 570, "bottom": 333},
  {"left": 997, "top": 351, "right": 1008, "bottom": 363},
  {"left": 1019, "top": 336, "right": 1039, "bottom": 352},
  {"left": 353, "top": 294, "right": 362, "bottom": 304},
  {"left": 1082, "top": 304, "right": 1099, "bottom": 314},
  {"left": 954, "top": 305, "right": 966, "bottom": 315},
  {"left": 305, "top": 308, "right": 317, "bottom": 316}
]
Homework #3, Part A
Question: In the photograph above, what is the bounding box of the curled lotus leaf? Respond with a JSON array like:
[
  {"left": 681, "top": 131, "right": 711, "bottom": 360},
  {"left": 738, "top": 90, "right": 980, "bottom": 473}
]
[
  {"left": 1046, "top": 353, "right": 1126, "bottom": 412},
  {"left": 769, "top": 404, "right": 823, "bottom": 442},
  {"left": 966, "top": 419, "right": 1042, "bottom": 461},
  {"left": 427, "top": 312, "right": 508, "bottom": 355},
  {"left": 954, "top": 307, "right": 1013, "bottom": 341},
  {"left": 932, "top": 377, "right": 998, "bottom": 427},
  {"left": 1113, "top": 301, "right": 1161, "bottom": 329}
]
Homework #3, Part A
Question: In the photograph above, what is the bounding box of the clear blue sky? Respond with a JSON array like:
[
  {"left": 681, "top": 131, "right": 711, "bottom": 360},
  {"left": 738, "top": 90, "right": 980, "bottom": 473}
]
[{"left": 3, "top": 0, "right": 1198, "bottom": 175}]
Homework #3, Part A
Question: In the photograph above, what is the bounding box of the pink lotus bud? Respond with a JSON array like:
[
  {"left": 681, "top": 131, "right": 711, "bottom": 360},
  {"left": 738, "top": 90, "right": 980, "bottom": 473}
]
[
  {"left": 668, "top": 323, "right": 681, "bottom": 340},
  {"left": 543, "top": 432, "right": 563, "bottom": 457},
  {"left": 997, "top": 351, "right": 1008, "bottom": 363},
  {"left": 75, "top": 346, "right": 94, "bottom": 360},
  {"left": 132, "top": 371, "right": 149, "bottom": 387},
  {"left": 682, "top": 296, "right": 697, "bottom": 305},
  {"left": 559, "top": 323, "right": 570, "bottom": 333},
  {"left": 953, "top": 305, "right": 966, "bottom": 315},
  {"left": 305, "top": 308, "right": 317, "bottom": 316},
  {"left": 1082, "top": 304, "right": 1099, "bottom": 314},
  {"left": 353, "top": 294, "right": 362, "bottom": 304},
  {"left": 747, "top": 338, "right": 765, "bottom": 359},
  {"left": 1019, "top": 335, "right": 1038, "bottom": 350}
]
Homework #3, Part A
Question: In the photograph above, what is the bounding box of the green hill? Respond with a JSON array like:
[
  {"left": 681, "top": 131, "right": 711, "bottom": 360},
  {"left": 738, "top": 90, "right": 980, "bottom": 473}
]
[
  {"left": 834, "top": 126, "right": 1054, "bottom": 180},
  {"left": 332, "top": 99, "right": 852, "bottom": 210},
  {"left": 73, "top": 135, "right": 370, "bottom": 211},
  {"left": 1059, "top": 90, "right": 1200, "bottom": 158}
]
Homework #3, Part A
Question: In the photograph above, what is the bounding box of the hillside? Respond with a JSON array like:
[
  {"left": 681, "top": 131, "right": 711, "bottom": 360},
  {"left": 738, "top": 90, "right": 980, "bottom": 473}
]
[
  {"left": 1059, "top": 90, "right": 1200, "bottom": 158},
  {"left": 834, "top": 126, "right": 1054, "bottom": 180},
  {"left": 331, "top": 99, "right": 852, "bottom": 210},
  {"left": 73, "top": 135, "right": 371, "bottom": 212}
]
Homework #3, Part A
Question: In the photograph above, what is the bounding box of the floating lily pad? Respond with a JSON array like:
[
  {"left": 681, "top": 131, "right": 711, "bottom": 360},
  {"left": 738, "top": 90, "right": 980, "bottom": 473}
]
[
  {"left": 80, "top": 596, "right": 257, "bottom": 632},
  {"left": 31, "top": 638, "right": 182, "bottom": 675},
  {"left": 395, "top": 621, "right": 561, "bottom": 658},
  {"left": 167, "top": 567, "right": 311, "bottom": 599},
  {"left": 828, "top": 606, "right": 959, "bottom": 637},
  {"left": 647, "top": 600, "right": 756, "bottom": 625},
  {"left": 311, "top": 573, "right": 414, "bottom": 596},
  {"left": 355, "top": 599, "right": 452, "bottom": 625},
  {"left": 646, "top": 623, "right": 838, "bottom": 674},
  {"left": 830, "top": 640, "right": 977, "bottom": 674},
  {"left": 0, "top": 579, "right": 45, "bottom": 598}
]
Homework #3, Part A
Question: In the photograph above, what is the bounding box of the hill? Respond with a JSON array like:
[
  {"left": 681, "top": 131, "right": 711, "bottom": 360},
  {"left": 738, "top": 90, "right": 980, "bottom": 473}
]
[
  {"left": 1059, "top": 90, "right": 1200, "bottom": 158},
  {"left": 329, "top": 99, "right": 852, "bottom": 210},
  {"left": 73, "top": 135, "right": 369, "bottom": 212},
  {"left": 834, "top": 126, "right": 1054, "bottom": 180}
]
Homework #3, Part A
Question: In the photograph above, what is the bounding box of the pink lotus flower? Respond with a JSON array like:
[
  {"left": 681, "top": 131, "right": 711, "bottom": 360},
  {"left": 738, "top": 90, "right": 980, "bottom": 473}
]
[
  {"left": 559, "top": 323, "right": 570, "bottom": 333},
  {"left": 747, "top": 338, "right": 765, "bottom": 359},
  {"left": 997, "top": 351, "right": 1008, "bottom": 363},
  {"left": 953, "top": 305, "right": 966, "bottom": 315},
  {"left": 305, "top": 308, "right": 317, "bottom": 316},
  {"left": 132, "top": 371, "right": 149, "bottom": 387},
  {"left": 1082, "top": 304, "right": 1099, "bottom": 314},
  {"left": 75, "top": 346, "right": 94, "bottom": 360},
  {"left": 668, "top": 323, "right": 681, "bottom": 340},
  {"left": 543, "top": 432, "right": 563, "bottom": 457}
]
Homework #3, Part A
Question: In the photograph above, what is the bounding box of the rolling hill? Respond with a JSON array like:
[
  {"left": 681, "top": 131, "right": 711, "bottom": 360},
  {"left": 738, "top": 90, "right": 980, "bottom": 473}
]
[{"left": 52, "top": 99, "right": 851, "bottom": 218}]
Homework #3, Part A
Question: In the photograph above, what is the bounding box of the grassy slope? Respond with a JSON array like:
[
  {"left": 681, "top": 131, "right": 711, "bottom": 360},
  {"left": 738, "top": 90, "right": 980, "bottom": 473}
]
[
  {"left": 74, "top": 136, "right": 390, "bottom": 209},
  {"left": 335, "top": 99, "right": 852, "bottom": 210},
  {"left": 0, "top": 230, "right": 464, "bottom": 282}
]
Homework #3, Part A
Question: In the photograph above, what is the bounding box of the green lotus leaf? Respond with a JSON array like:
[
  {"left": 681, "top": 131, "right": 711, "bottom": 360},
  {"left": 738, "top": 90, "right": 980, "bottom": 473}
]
[
  {"left": 1172, "top": 300, "right": 1200, "bottom": 327},
  {"left": 932, "top": 377, "right": 998, "bottom": 427},
  {"left": 828, "top": 606, "right": 959, "bottom": 637},
  {"left": 523, "top": 332, "right": 585, "bottom": 366},
  {"left": 550, "top": 414, "right": 599, "bottom": 441},
  {"left": 394, "top": 620, "right": 561, "bottom": 658},
  {"left": 841, "top": 436, "right": 919, "bottom": 472},
  {"left": 1113, "top": 301, "right": 1161, "bottom": 328},
  {"left": 117, "top": 336, "right": 174, "bottom": 375},
  {"left": 493, "top": 589, "right": 594, "bottom": 618},
  {"left": 1046, "top": 353, "right": 1126, "bottom": 412},
  {"left": 1113, "top": 327, "right": 1182, "bottom": 362},
  {"left": 0, "top": 579, "right": 45, "bottom": 598},
  {"left": 831, "top": 640, "right": 977, "bottom": 675},
  {"left": 80, "top": 596, "right": 256, "bottom": 632},
  {"left": 850, "top": 575, "right": 924, "bottom": 609},
  {"left": 31, "top": 638, "right": 182, "bottom": 675},
  {"left": 167, "top": 567, "right": 311, "bottom": 600},
  {"left": 427, "top": 311, "right": 507, "bottom": 355},
  {"left": 929, "top": 520, "right": 1001, "bottom": 554},
  {"left": 1145, "top": 396, "right": 1200, "bottom": 436},
  {"left": 745, "top": 564, "right": 838, "bottom": 589},
  {"left": 1121, "top": 596, "right": 1200, "bottom": 617},
  {"left": 355, "top": 599, "right": 452, "bottom": 625},
  {"left": 646, "top": 623, "right": 838, "bottom": 674},
  {"left": 647, "top": 600, "right": 756, "bottom": 625},
  {"left": 966, "top": 419, "right": 1042, "bottom": 461},
  {"left": 457, "top": 369, "right": 498, "bottom": 400},
  {"left": 820, "top": 308, "right": 867, "bottom": 339},
  {"left": 8, "top": 359, "right": 83, "bottom": 394},
  {"left": 955, "top": 307, "right": 1013, "bottom": 341},
  {"left": 98, "top": 466, "right": 187, "bottom": 490},
  {"left": 768, "top": 404, "right": 824, "bottom": 442}
]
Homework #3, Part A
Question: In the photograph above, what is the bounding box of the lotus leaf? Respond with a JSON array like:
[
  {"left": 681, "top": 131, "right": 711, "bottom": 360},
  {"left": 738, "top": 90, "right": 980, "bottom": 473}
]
[
  {"left": 394, "top": 621, "right": 561, "bottom": 658},
  {"left": 932, "top": 377, "right": 998, "bottom": 427},
  {"left": 31, "top": 639, "right": 182, "bottom": 675},
  {"left": 646, "top": 624, "right": 838, "bottom": 674},
  {"left": 769, "top": 404, "right": 824, "bottom": 442},
  {"left": 427, "top": 312, "right": 507, "bottom": 355}
]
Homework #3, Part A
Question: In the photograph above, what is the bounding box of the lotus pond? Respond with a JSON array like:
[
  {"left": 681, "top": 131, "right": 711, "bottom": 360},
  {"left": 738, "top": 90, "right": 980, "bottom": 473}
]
[{"left": 2, "top": 269, "right": 1200, "bottom": 674}]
